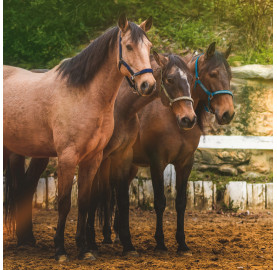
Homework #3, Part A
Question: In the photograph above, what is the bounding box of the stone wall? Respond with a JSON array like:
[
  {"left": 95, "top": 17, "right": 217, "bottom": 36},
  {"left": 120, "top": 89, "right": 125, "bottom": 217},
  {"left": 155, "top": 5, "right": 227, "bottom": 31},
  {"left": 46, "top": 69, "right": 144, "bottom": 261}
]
[{"left": 193, "top": 149, "right": 273, "bottom": 177}]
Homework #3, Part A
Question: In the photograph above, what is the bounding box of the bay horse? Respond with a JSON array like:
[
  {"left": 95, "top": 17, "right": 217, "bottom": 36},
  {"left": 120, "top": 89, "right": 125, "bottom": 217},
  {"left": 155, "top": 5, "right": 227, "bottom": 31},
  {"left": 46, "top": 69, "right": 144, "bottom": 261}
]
[
  {"left": 108, "top": 42, "right": 234, "bottom": 254},
  {"left": 3, "top": 14, "right": 155, "bottom": 262},
  {"left": 87, "top": 52, "right": 196, "bottom": 257}
]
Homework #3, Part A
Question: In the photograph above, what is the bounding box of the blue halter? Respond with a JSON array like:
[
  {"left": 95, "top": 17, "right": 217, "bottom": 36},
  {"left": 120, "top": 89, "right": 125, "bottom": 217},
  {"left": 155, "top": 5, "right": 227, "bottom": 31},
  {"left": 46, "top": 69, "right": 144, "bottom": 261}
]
[
  {"left": 118, "top": 32, "right": 153, "bottom": 95},
  {"left": 194, "top": 54, "right": 233, "bottom": 113}
]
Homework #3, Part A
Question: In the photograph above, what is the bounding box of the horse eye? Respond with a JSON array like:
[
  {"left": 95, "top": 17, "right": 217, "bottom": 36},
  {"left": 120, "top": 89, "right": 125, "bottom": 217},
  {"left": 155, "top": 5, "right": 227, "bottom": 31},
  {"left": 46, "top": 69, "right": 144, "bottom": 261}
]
[
  {"left": 126, "top": 45, "right": 133, "bottom": 51},
  {"left": 210, "top": 71, "right": 218, "bottom": 78},
  {"left": 167, "top": 78, "right": 174, "bottom": 84}
]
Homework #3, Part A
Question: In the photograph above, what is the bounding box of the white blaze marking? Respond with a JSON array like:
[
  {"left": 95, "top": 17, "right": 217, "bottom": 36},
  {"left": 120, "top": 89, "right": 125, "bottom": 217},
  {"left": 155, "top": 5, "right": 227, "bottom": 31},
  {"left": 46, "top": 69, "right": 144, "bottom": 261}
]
[{"left": 178, "top": 68, "right": 192, "bottom": 98}]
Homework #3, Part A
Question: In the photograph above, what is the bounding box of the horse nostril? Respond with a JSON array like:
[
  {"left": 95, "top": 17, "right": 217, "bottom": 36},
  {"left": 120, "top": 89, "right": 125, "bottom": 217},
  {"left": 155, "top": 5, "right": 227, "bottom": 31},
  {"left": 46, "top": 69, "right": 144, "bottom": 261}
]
[
  {"left": 180, "top": 117, "right": 190, "bottom": 126},
  {"left": 222, "top": 111, "right": 230, "bottom": 122},
  {"left": 140, "top": 81, "right": 149, "bottom": 92}
]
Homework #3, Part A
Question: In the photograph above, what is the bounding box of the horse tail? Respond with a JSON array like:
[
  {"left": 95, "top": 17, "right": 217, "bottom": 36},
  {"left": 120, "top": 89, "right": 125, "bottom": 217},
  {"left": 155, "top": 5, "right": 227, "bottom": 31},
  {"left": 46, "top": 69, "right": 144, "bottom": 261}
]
[
  {"left": 95, "top": 173, "right": 113, "bottom": 227},
  {"left": 4, "top": 159, "right": 16, "bottom": 233}
]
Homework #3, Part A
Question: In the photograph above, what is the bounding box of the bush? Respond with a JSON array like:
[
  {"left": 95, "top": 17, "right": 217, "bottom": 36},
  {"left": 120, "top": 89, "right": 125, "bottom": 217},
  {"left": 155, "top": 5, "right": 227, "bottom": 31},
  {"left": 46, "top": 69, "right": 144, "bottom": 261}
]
[{"left": 4, "top": 0, "right": 272, "bottom": 68}]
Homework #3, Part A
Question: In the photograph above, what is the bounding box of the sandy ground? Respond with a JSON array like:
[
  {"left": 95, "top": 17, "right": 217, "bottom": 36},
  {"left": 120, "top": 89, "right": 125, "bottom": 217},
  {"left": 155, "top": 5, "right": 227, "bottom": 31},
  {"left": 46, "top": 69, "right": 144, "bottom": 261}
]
[{"left": 3, "top": 207, "right": 272, "bottom": 270}]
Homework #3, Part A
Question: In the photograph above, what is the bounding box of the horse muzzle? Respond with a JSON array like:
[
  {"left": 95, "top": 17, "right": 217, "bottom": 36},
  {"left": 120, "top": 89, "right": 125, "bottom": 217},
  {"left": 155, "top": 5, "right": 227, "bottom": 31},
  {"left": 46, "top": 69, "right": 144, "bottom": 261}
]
[
  {"left": 177, "top": 115, "right": 197, "bottom": 130},
  {"left": 216, "top": 111, "right": 235, "bottom": 125}
]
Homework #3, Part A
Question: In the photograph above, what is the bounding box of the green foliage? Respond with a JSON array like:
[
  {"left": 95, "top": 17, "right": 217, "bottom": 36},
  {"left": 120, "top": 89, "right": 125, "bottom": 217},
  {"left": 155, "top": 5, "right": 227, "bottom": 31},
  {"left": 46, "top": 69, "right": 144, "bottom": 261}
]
[
  {"left": 4, "top": 0, "right": 272, "bottom": 68},
  {"left": 221, "top": 200, "right": 239, "bottom": 213},
  {"left": 4, "top": 0, "right": 126, "bottom": 68}
]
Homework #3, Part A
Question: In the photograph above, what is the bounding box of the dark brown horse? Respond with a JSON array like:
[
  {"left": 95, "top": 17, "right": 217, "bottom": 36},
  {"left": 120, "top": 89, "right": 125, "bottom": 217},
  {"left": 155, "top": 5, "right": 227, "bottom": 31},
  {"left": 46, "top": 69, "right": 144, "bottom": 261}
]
[
  {"left": 106, "top": 42, "right": 234, "bottom": 254},
  {"left": 130, "top": 43, "right": 234, "bottom": 253},
  {"left": 3, "top": 15, "right": 155, "bottom": 262},
  {"left": 87, "top": 52, "right": 196, "bottom": 257}
]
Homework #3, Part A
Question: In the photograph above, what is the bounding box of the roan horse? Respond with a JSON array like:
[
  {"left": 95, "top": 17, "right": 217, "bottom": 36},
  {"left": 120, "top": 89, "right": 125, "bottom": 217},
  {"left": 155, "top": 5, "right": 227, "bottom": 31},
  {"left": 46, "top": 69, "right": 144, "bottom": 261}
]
[
  {"left": 105, "top": 42, "right": 234, "bottom": 253},
  {"left": 4, "top": 51, "right": 196, "bottom": 258},
  {"left": 3, "top": 15, "right": 155, "bottom": 262},
  {"left": 88, "top": 52, "right": 196, "bottom": 257}
]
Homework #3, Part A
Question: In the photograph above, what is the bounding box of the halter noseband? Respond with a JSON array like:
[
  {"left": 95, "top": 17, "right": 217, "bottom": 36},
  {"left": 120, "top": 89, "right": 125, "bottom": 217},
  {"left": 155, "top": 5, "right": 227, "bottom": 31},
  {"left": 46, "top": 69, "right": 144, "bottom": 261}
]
[
  {"left": 118, "top": 31, "right": 153, "bottom": 96},
  {"left": 160, "top": 70, "right": 194, "bottom": 107},
  {"left": 194, "top": 54, "right": 233, "bottom": 112}
]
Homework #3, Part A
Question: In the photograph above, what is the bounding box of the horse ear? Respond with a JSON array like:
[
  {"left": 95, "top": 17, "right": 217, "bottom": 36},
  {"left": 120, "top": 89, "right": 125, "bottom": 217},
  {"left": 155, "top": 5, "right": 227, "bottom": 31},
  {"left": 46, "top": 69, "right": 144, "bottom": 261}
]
[
  {"left": 140, "top": 16, "right": 153, "bottom": 32},
  {"left": 204, "top": 42, "right": 216, "bottom": 60},
  {"left": 224, "top": 44, "right": 232, "bottom": 59},
  {"left": 153, "top": 51, "right": 168, "bottom": 68},
  {"left": 118, "top": 14, "right": 128, "bottom": 33}
]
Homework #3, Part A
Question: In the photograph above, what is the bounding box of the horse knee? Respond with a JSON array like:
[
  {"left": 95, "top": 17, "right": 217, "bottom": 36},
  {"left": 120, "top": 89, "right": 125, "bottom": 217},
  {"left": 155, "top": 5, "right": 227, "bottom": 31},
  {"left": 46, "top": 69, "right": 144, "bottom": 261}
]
[{"left": 154, "top": 195, "right": 166, "bottom": 213}]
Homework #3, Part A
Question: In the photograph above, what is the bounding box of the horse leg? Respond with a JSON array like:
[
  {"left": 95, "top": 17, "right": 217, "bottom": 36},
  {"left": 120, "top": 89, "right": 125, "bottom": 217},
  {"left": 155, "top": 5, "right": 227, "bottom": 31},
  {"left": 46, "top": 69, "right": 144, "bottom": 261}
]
[
  {"left": 17, "top": 157, "right": 49, "bottom": 246},
  {"left": 54, "top": 151, "right": 78, "bottom": 262},
  {"left": 175, "top": 158, "right": 194, "bottom": 254},
  {"left": 150, "top": 159, "right": 167, "bottom": 252},
  {"left": 113, "top": 163, "right": 138, "bottom": 244},
  {"left": 116, "top": 178, "right": 138, "bottom": 256},
  {"left": 86, "top": 193, "right": 98, "bottom": 256},
  {"left": 100, "top": 159, "right": 113, "bottom": 245},
  {"left": 76, "top": 151, "right": 103, "bottom": 260}
]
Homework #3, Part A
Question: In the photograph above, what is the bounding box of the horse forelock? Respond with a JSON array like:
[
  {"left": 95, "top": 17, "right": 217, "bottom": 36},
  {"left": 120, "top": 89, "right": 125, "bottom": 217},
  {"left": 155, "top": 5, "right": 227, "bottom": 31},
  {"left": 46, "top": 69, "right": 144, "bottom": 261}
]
[{"left": 164, "top": 54, "right": 193, "bottom": 82}]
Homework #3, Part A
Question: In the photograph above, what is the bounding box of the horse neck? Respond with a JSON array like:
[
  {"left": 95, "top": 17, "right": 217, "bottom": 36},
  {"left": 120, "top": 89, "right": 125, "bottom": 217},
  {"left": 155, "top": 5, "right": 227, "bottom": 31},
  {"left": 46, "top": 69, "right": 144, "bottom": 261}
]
[
  {"left": 115, "top": 64, "right": 161, "bottom": 118},
  {"left": 88, "top": 45, "right": 123, "bottom": 107},
  {"left": 186, "top": 55, "right": 203, "bottom": 110},
  {"left": 115, "top": 83, "right": 158, "bottom": 119}
]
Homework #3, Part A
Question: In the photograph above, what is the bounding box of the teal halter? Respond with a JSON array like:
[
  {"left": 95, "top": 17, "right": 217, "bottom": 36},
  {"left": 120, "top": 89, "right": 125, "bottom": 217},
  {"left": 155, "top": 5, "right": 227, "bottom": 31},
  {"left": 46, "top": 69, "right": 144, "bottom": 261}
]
[{"left": 194, "top": 54, "right": 233, "bottom": 113}]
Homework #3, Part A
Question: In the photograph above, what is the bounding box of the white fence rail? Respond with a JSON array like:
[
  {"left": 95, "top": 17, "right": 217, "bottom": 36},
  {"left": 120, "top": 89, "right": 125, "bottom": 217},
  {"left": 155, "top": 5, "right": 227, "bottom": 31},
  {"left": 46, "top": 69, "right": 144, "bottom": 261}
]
[{"left": 198, "top": 136, "right": 273, "bottom": 150}]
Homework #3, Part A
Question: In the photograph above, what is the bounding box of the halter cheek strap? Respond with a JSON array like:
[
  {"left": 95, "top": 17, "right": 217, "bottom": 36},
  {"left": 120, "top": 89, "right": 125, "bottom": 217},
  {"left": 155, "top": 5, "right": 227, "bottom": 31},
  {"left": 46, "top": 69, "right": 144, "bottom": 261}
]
[
  {"left": 160, "top": 70, "right": 194, "bottom": 107},
  {"left": 194, "top": 54, "right": 233, "bottom": 113},
  {"left": 118, "top": 32, "right": 153, "bottom": 95}
]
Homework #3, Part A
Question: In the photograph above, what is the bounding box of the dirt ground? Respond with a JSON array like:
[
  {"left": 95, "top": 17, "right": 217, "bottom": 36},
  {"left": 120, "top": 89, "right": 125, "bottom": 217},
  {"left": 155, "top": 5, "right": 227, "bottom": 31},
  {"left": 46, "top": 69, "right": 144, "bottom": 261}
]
[{"left": 3, "top": 207, "right": 272, "bottom": 270}]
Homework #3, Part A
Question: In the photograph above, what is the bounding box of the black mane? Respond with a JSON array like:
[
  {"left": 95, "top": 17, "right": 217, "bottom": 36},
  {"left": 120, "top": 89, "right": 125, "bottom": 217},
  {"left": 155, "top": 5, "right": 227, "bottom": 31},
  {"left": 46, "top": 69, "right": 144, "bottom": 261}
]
[
  {"left": 192, "top": 51, "right": 232, "bottom": 80},
  {"left": 163, "top": 54, "right": 193, "bottom": 81},
  {"left": 57, "top": 22, "right": 147, "bottom": 87}
]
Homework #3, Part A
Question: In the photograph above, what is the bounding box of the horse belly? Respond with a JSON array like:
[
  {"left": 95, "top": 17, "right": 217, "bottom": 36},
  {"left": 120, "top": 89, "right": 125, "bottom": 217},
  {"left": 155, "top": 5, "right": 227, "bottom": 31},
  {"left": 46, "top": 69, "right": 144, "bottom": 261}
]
[{"left": 4, "top": 126, "right": 56, "bottom": 157}]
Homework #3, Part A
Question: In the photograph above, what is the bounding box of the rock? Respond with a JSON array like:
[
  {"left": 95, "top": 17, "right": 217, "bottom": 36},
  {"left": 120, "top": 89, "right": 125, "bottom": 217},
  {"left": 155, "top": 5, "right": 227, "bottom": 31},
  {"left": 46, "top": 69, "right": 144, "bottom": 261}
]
[
  {"left": 231, "top": 65, "right": 273, "bottom": 80},
  {"left": 237, "top": 165, "right": 247, "bottom": 173},
  {"left": 242, "top": 171, "right": 263, "bottom": 179},
  {"left": 218, "top": 165, "right": 238, "bottom": 176}
]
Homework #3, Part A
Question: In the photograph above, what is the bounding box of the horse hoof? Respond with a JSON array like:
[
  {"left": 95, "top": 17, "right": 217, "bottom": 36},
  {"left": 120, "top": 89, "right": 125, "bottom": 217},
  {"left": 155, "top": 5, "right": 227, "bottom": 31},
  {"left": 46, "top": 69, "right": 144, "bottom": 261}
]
[
  {"left": 122, "top": 250, "right": 139, "bottom": 257},
  {"left": 177, "top": 246, "right": 192, "bottom": 256},
  {"left": 154, "top": 245, "right": 168, "bottom": 252},
  {"left": 90, "top": 250, "right": 99, "bottom": 258},
  {"left": 55, "top": 254, "right": 69, "bottom": 263},
  {"left": 177, "top": 250, "right": 193, "bottom": 256},
  {"left": 113, "top": 237, "right": 121, "bottom": 244},
  {"left": 17, "top": 237, "right": 36, "bottom": 247},
  {"left": 79, "top": 251, "right": 96, "bottom": 261},
  {"left": 154, "top": 249, "right": 168, "bottom": 255}
]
